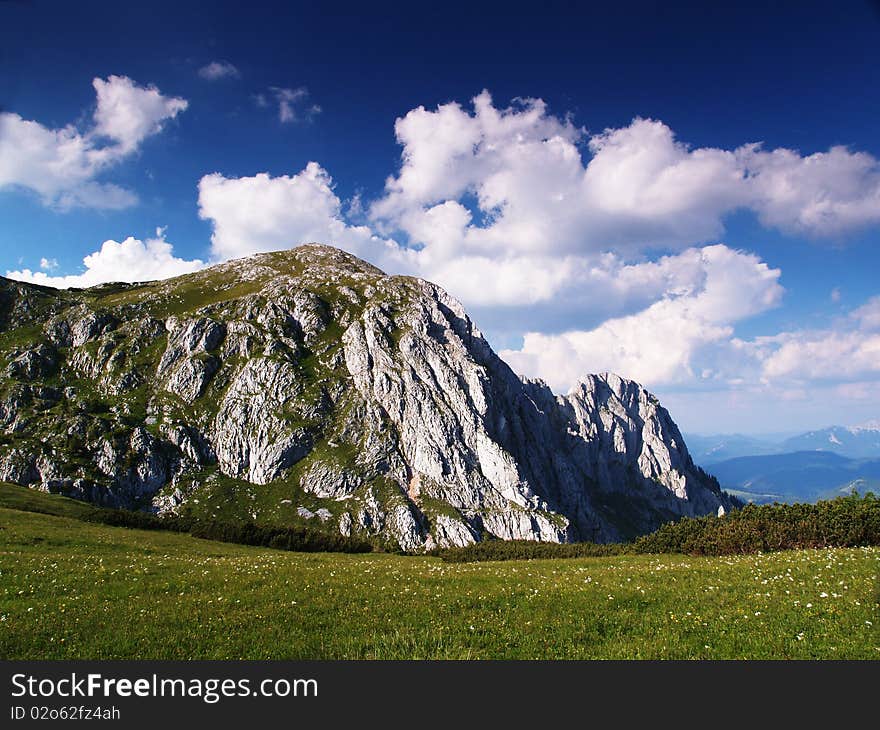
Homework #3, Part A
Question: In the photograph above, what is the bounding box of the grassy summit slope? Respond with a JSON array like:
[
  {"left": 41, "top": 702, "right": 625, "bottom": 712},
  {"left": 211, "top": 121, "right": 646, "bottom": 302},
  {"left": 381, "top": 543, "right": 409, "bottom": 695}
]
[{"left": 1, "top": 503, "right": 876, "bottom": 659}]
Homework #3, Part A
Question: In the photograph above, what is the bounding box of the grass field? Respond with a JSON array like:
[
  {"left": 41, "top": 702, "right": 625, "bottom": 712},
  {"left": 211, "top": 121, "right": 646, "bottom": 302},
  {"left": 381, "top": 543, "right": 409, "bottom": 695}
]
[{"left": 1, "top": 493, "right": 878, "bottom": 660}]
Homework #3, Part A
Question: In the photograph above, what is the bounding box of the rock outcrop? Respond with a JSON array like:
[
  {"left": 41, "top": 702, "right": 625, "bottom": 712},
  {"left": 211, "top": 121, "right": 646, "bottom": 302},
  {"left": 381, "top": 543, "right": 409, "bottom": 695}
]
[{"left": 0, "top": 245, "right": 737, "bottom": 548}]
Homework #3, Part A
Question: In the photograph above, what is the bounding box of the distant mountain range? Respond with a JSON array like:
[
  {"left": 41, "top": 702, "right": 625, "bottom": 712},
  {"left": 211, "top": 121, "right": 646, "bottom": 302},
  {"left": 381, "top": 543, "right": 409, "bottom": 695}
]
[
  {"left": 780, "top": 423, "right": 880, "bottom": 459},
  {"left": 686, "top": 423, "right": 880, "bottom": 504},
  {"left": 706, "top": 451, "right": 880, "bottom": 504},
  {"left": 687, "top": 423, "right": 880, "bottom": 464}
]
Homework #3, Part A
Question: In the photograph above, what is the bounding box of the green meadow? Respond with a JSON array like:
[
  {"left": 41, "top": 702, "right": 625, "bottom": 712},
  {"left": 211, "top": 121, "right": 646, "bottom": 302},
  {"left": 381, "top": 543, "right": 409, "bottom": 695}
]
[{"left": 1, "top": 488, "right": 877, "bottom": 660}]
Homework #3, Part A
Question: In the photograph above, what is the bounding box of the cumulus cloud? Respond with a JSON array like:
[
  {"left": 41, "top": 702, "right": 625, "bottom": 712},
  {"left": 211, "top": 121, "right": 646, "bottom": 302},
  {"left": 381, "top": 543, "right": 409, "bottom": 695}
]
[
  {"left": 90, "top": 76, "right": 188, "bottom": 156},
  {"left": 0, "top": 75, "right": 187, "bottom": 209},
  {"left": 197, "top": 162, "right": 407, "bottom": 267},
  {"left": 6, "top": 229, "right": 204, "bottom": 288},
  {"left": 198, "top": 60, "right": 240, "bottom": 81},
  {"left": 741, "top": 144, "right": 880, "bottom": 235},
  {"left": 195, "top": 92, "right": 880, "bottom": 317},
  {"left": 172, "top": 90, "right": 880, "bottom": 419},
  {"left": 371, "top": 92, "right": 880, "bottom": 259},
  {"left": 501, "top": 245, "right": 784, "bottom": 391},
  {"left": 195, "top": 158, "right": 780, "bottom": 342},
  {"left": 39, "top": 258, "right": 58, "bottom": 271}
]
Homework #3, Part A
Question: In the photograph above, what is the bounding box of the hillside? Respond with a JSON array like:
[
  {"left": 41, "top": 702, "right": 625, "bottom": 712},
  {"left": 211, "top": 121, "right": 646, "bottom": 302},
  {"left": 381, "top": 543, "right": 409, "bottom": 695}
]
[
  {"left": 0, "top": 244, "right": 736, "bottom": 549},
  {"left": 709, "top": 451, "right": 880, "bottom": 504}
]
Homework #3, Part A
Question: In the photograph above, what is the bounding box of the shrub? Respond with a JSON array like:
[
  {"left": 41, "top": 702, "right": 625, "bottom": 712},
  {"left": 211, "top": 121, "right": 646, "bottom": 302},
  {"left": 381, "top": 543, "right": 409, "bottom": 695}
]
[
  {"left": 84, "top": 506, "right": 374, "bottom": 554},
  {"left": 86, "top": 508, "right": 192, "bottom": 532},
  {"left": 633, "top": 493, "right": 880, "bottom": 556},
  {"left": 189, "top": 519, "right": 374, "bottom": 554},
  {"left": 432, "top": 494, "right": 880, "bottom": 562}
]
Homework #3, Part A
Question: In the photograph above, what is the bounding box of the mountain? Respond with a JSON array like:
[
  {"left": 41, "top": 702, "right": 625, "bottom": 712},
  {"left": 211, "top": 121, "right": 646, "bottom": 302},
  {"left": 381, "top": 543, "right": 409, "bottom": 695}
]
[
  {"left": 683, "top": 433, "right": 782, "bottom": 465},
  {"left": 708, "top": 451, "right": 880, "bottom": 504},
  {"left": 686, "top": 423, "right": 880, "bottom": 467},
  {"left": 0, "top": 244, "right": 736, "bottom": 549},
  {"left": 780, "top": 424, "right": 880, "bottom": 459}
]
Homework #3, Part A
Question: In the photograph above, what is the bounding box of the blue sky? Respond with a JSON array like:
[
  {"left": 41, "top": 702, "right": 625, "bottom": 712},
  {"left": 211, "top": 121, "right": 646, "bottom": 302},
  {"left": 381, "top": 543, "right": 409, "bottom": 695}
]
[{"left": 1, "top": 0, "right": 879, "bottom": 434}]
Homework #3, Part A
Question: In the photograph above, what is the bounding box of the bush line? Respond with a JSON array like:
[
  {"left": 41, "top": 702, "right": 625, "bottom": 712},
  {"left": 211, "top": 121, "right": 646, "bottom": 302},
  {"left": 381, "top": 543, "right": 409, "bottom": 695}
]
[
  {"left": 8, "top": 485, "right": 878, "bottom": 560},
  {"left": 432, "top": 493, "right": 880, "bottom": 562},
  {"left": 84, "top": 508, "right": 374, "bottom": 554}
]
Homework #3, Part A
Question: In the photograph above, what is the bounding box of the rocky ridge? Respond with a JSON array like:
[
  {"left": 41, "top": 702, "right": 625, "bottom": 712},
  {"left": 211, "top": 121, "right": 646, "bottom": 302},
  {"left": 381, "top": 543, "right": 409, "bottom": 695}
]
[{"left": 0, "top": 244, "right": 737, "bottom": 549}]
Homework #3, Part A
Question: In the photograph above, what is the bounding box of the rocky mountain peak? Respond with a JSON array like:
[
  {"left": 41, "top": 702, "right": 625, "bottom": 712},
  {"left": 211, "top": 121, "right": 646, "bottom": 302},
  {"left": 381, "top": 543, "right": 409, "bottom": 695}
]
[{"left": 0, "top": 244, "right": 737, "bottom": 549}]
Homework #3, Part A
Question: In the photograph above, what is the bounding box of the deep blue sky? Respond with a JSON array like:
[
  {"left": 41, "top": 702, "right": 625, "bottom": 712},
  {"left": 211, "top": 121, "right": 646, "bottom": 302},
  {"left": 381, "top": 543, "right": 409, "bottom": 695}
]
[
  {"left": 3, "top": 1, "right": 879, "bottom": 265},
  {"left": 1, "top": 0, "right": 879, "bottom": 433}
]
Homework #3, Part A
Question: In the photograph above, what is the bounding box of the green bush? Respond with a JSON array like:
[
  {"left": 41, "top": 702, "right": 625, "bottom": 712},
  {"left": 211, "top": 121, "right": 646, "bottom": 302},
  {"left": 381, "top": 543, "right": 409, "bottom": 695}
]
[
  {"left": 189, "top": 519, "right": 374, "bottom": 554},
  {"left": 88, "top": 508, "right": 374, "bottom": 553},
  {"left": 85, "top": 508, "right": 192, "bottom": 533},
  {"left": 432, "top": 494, "right": 880, "bottom": 562},
  {"left": 633, "top": 492, "right": 880, "bottom": 556}
]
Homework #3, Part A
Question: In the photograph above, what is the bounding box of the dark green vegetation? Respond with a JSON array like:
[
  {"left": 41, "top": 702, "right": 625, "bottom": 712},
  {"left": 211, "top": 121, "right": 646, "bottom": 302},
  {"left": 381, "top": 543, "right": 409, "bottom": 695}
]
[
  {"left": 0, "top": 483, "right": 374, "bottom": 554},
  {"left": 1, "top": 502, "right": 877, "bottom": 659},
  {"left": 433, "top": 540, "right": 628, "bottom": 562},
  {"left": 633, "top": 493, "right": 880, "bottom": 556},
  {"left": 5, "top": 483, "right": 879, "bottom": 563},
  {"left": 188, "top": 519, "right": 372, "bottom": 553},
  {"left": 434, "top": 493, "right": 880, "bottom": 562}
]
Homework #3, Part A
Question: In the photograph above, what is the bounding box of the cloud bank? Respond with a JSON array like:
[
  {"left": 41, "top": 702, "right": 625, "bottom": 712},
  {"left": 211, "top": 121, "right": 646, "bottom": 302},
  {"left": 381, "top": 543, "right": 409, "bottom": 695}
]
[{"left": 7, "top": 90, "right": 880, "bottom": 426}]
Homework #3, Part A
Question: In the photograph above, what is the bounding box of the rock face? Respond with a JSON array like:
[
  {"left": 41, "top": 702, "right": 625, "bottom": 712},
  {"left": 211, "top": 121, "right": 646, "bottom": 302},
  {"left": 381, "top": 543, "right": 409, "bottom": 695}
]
[{"left": 0, "top": 245, "right": 738, "bottom": 548}]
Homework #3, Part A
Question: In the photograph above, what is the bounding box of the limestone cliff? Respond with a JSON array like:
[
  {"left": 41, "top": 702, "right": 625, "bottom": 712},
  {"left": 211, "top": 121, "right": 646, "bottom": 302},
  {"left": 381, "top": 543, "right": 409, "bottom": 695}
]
[{"left": 0, "top": 245, "right": 737, "bottom": 548}]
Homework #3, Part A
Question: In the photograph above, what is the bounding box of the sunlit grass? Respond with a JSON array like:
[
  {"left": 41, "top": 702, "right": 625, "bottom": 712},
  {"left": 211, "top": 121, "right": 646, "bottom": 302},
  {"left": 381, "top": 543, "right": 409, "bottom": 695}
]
[{"left": 1, "top": 506, "right": 877, "bottom": 659}]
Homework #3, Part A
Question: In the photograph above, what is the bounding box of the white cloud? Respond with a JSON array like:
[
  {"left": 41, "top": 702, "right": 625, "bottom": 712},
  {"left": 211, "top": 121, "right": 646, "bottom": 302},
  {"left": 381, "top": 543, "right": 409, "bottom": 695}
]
[
  {"left": 5, "top": 229, "right": 204, "bottom": 288},
  {"left": 198, "top": 61, "right": 240, "bottom": 81},
  {"left": 91, "top": 75, "right": 188, "bottom": 156},
  {"left": 371, "top": 93, "right": 880, "bottom": 262},
  {"left": 195, "top": 159, "right": 777, "bottom": 339},
  {"left": 195, "top": 92, "right": 880, "bottom": 319},
  {"left": 852, "top": 296, "right": 880, "bottom": 331},
  {"left": 260, "top": 87, "right": 320, "bottom": 124},
  {"left": 197, "top": 162, "right": 407, "bottom": 267},
  {"left": 39, "top": 258, "right": 58, "bottom": 271},
  {"left": 501, "top": 245, "right": 784, "bottom": 391},
  {"left": 741, "top": 144, "right": 880, "bottom": 235},
  {"left": 0, "top": 75, "right": 187, "bottom": 210},
  {"left": 750, "top": 296, "right": 880, "bottom": 382},
  {"left": 759, "top": 331, "right": 880, "bottom": 381}
]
